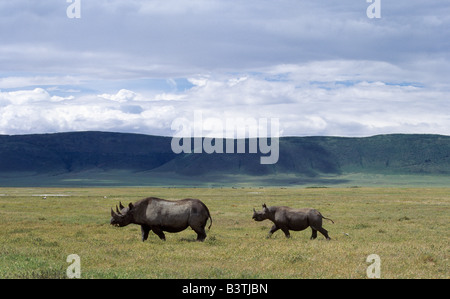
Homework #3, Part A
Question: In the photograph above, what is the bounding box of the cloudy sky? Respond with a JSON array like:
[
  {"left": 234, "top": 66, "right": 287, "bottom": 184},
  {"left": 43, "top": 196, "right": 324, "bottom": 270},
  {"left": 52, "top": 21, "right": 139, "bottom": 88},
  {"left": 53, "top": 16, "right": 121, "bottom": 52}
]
[{"left": 0, "top": 0, "right": 449, "bottom": 137}]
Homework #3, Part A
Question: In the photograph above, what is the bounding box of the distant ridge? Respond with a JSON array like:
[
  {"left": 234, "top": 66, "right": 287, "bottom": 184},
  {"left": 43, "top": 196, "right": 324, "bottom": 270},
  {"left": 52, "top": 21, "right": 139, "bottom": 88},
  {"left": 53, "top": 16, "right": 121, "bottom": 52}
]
[{"left": 0, "top": 131, "right": 449, "bottom": 186}]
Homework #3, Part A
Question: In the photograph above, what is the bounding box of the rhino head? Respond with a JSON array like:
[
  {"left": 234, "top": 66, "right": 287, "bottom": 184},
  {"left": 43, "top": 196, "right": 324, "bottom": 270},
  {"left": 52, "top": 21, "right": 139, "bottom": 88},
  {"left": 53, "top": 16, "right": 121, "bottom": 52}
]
[
  {"left": 110, "top": 202, "right": 134, "bottom": 227},
  {"left": 252, "top": 203, "right": 270, "bottom": 221}
]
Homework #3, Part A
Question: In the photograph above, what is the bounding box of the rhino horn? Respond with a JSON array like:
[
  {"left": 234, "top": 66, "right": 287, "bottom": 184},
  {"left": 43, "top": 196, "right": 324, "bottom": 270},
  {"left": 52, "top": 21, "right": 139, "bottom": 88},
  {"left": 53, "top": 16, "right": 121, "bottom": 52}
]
[
  {"left": 111, "top": 208, "right": 117, "bottom": 217},
  {"left": 116, "top": 205, "right": 122, "bottom": 215}
]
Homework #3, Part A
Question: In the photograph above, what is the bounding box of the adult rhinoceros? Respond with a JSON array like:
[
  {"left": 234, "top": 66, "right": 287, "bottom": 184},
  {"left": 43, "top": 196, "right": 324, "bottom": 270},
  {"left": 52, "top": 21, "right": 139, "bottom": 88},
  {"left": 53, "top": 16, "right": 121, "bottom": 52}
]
[
  {"left": 252, "top": 203, "right": 334, "bottom": 240},
  {"left": 110, "top": 197, "right": 212, "bottom": 242}
]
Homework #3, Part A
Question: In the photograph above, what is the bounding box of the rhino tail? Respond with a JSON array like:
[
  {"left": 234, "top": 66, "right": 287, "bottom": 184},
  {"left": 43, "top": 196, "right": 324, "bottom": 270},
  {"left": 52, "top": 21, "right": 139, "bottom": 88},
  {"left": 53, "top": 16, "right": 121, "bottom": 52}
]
[
  {"left": 200, "top": 201, "right": 213, "bottom": 230},
  {"left": 207, "top": 208, "right": 213, "bottom": 230},
  {"left": 208, "top": 214, "right": 213, "bottom": 230},
  {"left": 322, "top": 215, "right": 335, "bottom": 224}
]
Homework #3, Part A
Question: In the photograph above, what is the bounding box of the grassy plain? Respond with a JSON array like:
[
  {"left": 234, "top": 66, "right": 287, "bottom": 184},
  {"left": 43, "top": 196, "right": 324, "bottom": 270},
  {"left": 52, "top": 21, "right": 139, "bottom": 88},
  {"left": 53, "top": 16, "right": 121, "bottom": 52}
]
[{"left": 0, "top": 187, "right": 448, "bottom": 279}]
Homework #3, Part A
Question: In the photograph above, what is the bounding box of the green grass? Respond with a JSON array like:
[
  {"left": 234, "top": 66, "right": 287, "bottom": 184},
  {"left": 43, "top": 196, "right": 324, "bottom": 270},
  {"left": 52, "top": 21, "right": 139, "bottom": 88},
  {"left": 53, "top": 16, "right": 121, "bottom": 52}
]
[{"left": 0, "top": 187, "right": 448, "bottom": 278}]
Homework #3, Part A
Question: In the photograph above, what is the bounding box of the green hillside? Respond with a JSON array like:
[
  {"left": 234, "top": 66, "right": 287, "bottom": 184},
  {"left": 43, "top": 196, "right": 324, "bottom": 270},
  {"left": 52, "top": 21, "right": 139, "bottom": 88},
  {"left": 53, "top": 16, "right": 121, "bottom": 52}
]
[{"left": 0, "top": 132, "right": 449, "bottom": 186}]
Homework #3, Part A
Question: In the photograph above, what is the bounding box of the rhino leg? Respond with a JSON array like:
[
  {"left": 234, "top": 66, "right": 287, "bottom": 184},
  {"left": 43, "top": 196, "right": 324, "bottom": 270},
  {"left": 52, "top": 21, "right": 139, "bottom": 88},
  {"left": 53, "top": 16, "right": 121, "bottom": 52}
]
[
  {"left": 310, "top": 216, "right": 331, "bottom": 240},
  {"left": 141, "top": 225, "right": 150, "bottom": 242},
  {"left": 193, "top": 227, "right": 207, "bottom": 242},
  {"left": 281, "top": 227, "right": 290, "bottom": 238},
  {"left": 267, "top": 224, "right": 279, "bottom": 238},
  {"left": 152, "top": 227, "right": 166, "bottom": 241},
  {"left": 318, "top": 227, "right": 331, "bottom": 240},
  {"left": 312, "top": 226, "right": 330, "bottom": 240}
]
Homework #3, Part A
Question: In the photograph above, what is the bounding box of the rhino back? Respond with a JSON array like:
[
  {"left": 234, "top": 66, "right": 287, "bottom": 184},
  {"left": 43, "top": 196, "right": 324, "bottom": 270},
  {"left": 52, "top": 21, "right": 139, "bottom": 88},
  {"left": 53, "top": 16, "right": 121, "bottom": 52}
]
[
  {"left": 274, "top": 206, "right": 312, "bottom": 231},
  {"left": 143, "top": 198, "right": 190, "bottom": 226}
]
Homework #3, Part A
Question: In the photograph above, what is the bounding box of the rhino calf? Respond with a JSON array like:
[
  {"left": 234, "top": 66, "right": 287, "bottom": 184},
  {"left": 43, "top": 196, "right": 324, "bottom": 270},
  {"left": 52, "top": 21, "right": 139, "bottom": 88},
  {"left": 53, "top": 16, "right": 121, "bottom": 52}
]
[
  {"left": 252, "top": 204, "right": 334, "bottom": 240},
  {"left": 110, "top": 197, "right": 212, "bottom": 242}
]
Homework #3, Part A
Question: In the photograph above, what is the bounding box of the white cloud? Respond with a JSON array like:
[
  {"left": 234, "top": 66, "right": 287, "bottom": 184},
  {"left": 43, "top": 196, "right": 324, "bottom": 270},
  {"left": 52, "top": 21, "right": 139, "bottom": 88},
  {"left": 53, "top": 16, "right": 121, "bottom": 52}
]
[
  {"left": 50, "top": 95, "right": 75, "bottom": 102},
  {"left": 98, "top": 89, "right": 141, "bottom": 103},
  {"left": 153, "top": 93, "right": 186, "bottom": 101},
  {"left": 187, "top": 77, "right": 209, "bottom": 87},
  {"left": 1, "top": 60, "right": 449, "bottom": 137},
  {"left": 0, "top": 1, "right": 449, "bottom": 137},
  {"left": 0, "top": 88, "right": 51, "bottom": 105},
  {"left": 1, "top": 0, "right": 447, "bottom": 79}
]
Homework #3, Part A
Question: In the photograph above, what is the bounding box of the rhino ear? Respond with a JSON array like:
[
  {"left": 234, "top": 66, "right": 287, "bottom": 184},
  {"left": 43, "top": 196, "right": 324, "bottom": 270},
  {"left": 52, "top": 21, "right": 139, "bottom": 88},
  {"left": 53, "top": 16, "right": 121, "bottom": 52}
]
[
  {"left": 128, "top": 202, "right": 134, "bottom": 210},
  {"left": 262, "top": 203, "right": 267, "bottom": 209},
  {"left": 119, "top": 202, "right": 125, "bottom": 210}
]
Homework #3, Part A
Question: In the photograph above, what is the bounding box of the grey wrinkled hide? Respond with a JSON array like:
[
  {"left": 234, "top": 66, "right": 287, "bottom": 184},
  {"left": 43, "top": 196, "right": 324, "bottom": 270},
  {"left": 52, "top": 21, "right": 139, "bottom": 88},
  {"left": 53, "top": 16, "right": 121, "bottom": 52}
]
[
  {"left": 252, "top": 204, "right": 334, "bottom": 240},
  {"left": 110, "top": 197, "right": 212, "bottom": 242}
]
